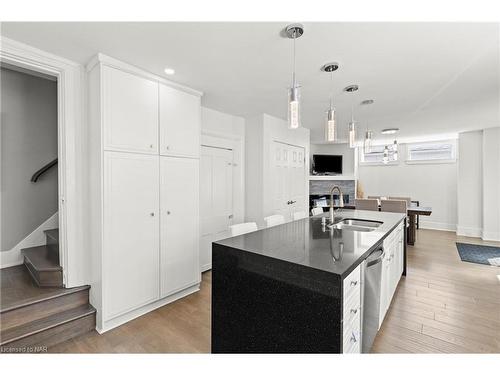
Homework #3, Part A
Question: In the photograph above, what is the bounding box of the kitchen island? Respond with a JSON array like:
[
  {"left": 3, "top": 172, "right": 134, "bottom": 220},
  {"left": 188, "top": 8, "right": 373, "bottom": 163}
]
[{"left": 211, "top": 210, "right": 406, "bottom": 353}]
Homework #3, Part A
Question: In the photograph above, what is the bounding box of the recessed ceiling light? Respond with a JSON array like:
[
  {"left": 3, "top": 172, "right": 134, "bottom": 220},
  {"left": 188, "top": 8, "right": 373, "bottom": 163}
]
[
  {"left": 164, "top": 68, "right": 175, "bottom": 75},
  {"left": 381, "top": 128, "right": 399, "bottom": 135}
]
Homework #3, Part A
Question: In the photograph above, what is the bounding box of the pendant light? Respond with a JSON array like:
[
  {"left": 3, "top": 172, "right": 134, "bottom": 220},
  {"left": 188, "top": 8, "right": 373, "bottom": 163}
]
[
  {"left": 322, "top": 62, "right": 339, "bottom": 142},
  {"left": 392, "top": 140, "right": 399, "bottom": 161},
  {"left": 361, "top": 99, "right": 375, "bottom": 153},
  {"left": 381, "top": 128, "right": 399, "bottom": 161},
  {"left": 344, "top": 85, "right": 359, "bottom": 148},
  {"left": 382, "top": 146, "right": 390, "bottom": 164},
  {"left": 285, "top": 24, "right": 304, "bottom": 130}
]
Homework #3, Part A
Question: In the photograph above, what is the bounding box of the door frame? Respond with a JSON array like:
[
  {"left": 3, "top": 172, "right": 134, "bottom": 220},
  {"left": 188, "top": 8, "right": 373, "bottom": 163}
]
[{"left": 0, "top": 37, "right": 86, "bottom": 287}]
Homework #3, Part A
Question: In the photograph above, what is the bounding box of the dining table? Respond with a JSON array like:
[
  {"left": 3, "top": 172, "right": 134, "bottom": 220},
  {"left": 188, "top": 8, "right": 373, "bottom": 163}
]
[{"left": 339, "top": 203, "right": 433, "bottom": 245}]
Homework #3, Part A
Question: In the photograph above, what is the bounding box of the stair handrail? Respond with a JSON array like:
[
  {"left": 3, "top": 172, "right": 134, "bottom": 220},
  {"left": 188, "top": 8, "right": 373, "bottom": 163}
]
[{"left": 31, "top": 158, "right": 58, "bottom": 183}]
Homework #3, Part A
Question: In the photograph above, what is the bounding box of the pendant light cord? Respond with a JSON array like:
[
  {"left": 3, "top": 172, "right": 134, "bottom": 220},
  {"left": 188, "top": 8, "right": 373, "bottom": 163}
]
[
  {"left": 330, "top": 70, "right": 334, "bottom": 110},
  {"left": 292, "top": 30, "right": 296, "bottom": 87}
]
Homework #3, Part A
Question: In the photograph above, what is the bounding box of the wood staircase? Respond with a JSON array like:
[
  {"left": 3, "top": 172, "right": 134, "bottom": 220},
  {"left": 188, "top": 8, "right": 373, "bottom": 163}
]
[{"left": 0, "top": 229, "right": 96, "bottom": 351}]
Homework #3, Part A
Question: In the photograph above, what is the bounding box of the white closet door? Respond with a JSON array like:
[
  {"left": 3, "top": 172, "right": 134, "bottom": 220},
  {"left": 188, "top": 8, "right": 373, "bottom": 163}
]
[
  {"left": 159, "top": 84, "right": 201, "bottom": 158},
  {"left": 271, "top": 142, "right": 291, "bottom": 220},
  {"left": 160, "top": 156, "right": 200, "bottom": 297},
  {"left": 103, "top": 152, "right": 160, "bottom": 320},
  {"left": 289, "top": 145, "right": 306, "bottom": 216},
  {"left": 102, "top": 66, "right": 159, "bottom": 154},
  {"left": 200, "top": 146, "right": 233, "bottom": 271}
]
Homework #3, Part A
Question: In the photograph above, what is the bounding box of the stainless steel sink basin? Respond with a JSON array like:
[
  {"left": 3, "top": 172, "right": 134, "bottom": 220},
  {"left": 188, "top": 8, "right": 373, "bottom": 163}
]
[{"left": 329, "top": 218, "right": 382, "bottom": 232}]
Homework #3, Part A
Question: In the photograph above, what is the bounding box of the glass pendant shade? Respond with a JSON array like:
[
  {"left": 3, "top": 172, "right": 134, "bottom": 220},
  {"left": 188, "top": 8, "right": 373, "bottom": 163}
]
[
  {"left": 325, "top": 108, "right": 336, "bottom": 142},
  {"left": 349, "top": 121, "right": 356, "bottom": 148},
  {"left": 382, "top": 146, "right": 389, "bottom": 164},
  {"left": 364, "top": 130, "right": 373, "bottom": 154},
  {"left": 288, "top": 86, "right": 301, "bottom": 129}
]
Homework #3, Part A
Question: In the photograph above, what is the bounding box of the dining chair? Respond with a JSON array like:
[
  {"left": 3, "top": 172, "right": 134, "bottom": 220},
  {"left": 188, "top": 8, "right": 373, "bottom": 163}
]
[
  {"left": 263, "top": 214, "right": 285, "bottom": 228},
  {"left": 311, "top": 207, "right": 323, "bottom": 216},
  {"left": 292, "top": 211, "right": 308, "bottom": 220},
  {"left": 354, "top": 198, "right": 379, "bottom": 211},
  {"left": 229, "top": 222, "right": 258, "bottom": 236},
  {"left": 381, "top": 199, "right": 408, "bottom": 214},
  {"left": 389, "top": 196, "right": 412, "bottom": 206}
]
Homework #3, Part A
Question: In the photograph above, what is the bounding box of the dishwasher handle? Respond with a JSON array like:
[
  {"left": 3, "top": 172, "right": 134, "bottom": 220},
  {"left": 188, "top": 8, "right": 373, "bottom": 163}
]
[{"left": 366, "top": 248, "right": 384, "bottom": 267}]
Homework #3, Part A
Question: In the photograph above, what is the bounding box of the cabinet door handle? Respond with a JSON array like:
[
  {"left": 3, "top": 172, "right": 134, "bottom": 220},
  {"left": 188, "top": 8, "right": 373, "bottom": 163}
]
[
  {"left": 290, "top": 200, "right": 296, "bottom": 204},
  {"left": 166, "top": 145, "right": 170, "bottom": 150},
  {"left": 350, "top": 332, "right": 357, "bottom": 343},
  {"left": 350, "top": 280, "right": 358, "bottom": 287},
  {"left": 350, "top": 308, "right": 358, "bottom": 315},
  {"left": 150, "top": 212, "right": 155, "bottom": 217},
  {"left": 167, "top": 211, "right": 171, "bottom": 215},
  {"left": 150, "top": 144, "right": 154, "bottom": 149}
]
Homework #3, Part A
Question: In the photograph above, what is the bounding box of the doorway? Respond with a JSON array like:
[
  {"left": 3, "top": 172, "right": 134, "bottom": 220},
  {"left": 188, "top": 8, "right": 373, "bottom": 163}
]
[
  {"left": 200, "top": 145, "right": 234, "bottom": 272},
  {"left": 1, "top": 64, "right": 60, "bottom": 279}
]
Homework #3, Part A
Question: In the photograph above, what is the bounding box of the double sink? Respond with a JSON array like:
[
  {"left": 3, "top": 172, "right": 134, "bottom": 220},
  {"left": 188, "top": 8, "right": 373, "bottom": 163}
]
[{"left": 329, "top": 218, "right": 382, "bottom": 232}]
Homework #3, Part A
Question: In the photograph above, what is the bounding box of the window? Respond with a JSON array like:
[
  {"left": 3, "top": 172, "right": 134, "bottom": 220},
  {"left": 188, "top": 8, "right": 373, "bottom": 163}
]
[
  {"left": 406, "top": 140, "right": 456, "bottom": 163},
  {"left": 360, "top": 144, "right": 398, "bottom": 165}
]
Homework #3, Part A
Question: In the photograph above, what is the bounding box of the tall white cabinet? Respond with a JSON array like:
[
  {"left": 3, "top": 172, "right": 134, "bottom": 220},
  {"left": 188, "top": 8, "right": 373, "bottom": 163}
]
[{"left": 88, "top": 54, "right": 202, "bottom": 332}]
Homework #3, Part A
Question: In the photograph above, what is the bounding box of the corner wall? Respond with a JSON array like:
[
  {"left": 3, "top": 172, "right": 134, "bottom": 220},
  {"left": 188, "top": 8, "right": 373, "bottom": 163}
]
[{"left": 457, "top": 128, "right": 500, "bottom": 241}]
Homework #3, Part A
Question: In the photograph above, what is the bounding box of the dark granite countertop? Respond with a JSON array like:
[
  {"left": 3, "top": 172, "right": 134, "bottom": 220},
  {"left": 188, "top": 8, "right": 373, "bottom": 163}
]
[{"left": 214, "top": 210, "right": 406, "bottom": 278}]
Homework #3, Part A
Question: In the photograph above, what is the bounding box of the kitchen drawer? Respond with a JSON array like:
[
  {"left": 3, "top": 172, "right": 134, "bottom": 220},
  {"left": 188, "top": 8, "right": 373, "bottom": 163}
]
[
  {"left": 343, "top": 264, "right": 361, "bottom": 299},
  {"left": 343, "top": 323, "right": 361, "bottom": 353},
  {"left": 343, "top": 289, "right": 361, "bottom": 328}
]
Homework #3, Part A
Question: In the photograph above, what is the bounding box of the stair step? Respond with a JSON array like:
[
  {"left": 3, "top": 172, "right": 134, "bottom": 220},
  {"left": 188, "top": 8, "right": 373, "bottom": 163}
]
[
  {"left": 1, "top": 284, "right": 90, "bottom": 331},
  {"left": 22, "top": 246, "right": 62, "bottom": 287},
  {"left": 0, "top": 304, "right": 96, "bottom": 348},
  {"left": 44, "top": 228, "right": 59, "bottom": 244}
]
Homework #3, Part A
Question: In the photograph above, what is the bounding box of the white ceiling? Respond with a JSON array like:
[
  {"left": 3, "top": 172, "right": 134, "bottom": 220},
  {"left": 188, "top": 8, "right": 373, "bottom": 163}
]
[{"left": 2, "top": 22, "right": 499, "bottom": 143}]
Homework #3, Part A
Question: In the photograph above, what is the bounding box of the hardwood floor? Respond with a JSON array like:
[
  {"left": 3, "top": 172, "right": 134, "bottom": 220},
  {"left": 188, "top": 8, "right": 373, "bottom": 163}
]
[
  {"left": 371, "top": 230, "right": 500, "bottom": 353},
  {"left": 49, "top": 229, "right": 500, "bottom": 353}
]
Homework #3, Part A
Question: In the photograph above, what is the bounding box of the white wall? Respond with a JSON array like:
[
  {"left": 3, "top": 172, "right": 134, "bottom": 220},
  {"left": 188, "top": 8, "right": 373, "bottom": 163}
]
[
  {"left": 201, "top": 107, "right": 245, "bottom": 224},
  {"left": 358, "top": 143, "right": 457, "bottom": 231},
  {"left": 310, "top": 143, "right": 355, "bottom": 176},
  {"left": 482, "top": 127, "right": 500, "bottom": 240},
  {"left": 457, "top": 130, "right": 483, "bottom": 237}
]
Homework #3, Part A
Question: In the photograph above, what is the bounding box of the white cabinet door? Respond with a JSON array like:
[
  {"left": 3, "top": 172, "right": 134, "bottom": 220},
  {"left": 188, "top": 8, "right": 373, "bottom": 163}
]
[
  {"left": 103, "top": 66, "right": 159, "bottom": 154},
  {"left": 200, "top": 146, "right": 233, "bottom": 271},
  {"left": 159, "top": 84, "right": 201, "bottom": 158},
  {"left": 103, "top": 151, "right": 160, "bottom": 320},
  {"left": 160, "top": 156, "right": 200, "bottom": 297}
]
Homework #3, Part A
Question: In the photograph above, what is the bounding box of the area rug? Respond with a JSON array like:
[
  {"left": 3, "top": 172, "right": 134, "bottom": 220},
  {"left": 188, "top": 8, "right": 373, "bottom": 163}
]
[{"left": 456, "top": 242, "right": 500, "bottom": 266}]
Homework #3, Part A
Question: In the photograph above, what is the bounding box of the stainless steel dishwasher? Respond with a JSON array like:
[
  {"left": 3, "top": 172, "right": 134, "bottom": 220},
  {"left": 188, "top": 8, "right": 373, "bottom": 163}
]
[{"left": 362, "top": 247, "right": 384, "bottom": 353}]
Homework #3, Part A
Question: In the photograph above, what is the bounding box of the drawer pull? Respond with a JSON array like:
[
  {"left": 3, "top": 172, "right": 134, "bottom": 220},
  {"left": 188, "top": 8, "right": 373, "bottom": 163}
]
[
  {"left": 350, "top": 280, "right": 358, "bottom": 287},
  {"left": 350, "top": 308, "right": 358, "bottom": 315}
]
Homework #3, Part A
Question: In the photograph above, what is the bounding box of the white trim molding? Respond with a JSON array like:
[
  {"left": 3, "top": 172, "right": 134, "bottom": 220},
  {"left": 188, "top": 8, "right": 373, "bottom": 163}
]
[
  {"left": 456, "top": 225, "right": 483, "bottom": 238},
  {"left": 0, "top": 37, "right": 87, "bottom": 287},
  {"left": 481, "top": 231, "right": 500, "bottom": 242},
  {"left": 418, "top": 220, "right": 456, "bottom": 232},
  {"left": 0, "top": 213, "right": 59, "bottom": 269}
]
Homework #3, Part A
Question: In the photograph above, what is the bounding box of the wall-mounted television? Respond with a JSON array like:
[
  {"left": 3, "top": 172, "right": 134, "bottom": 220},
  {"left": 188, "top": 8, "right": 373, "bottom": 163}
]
[{"left": 312, "top": 154, "right": 343, "bottom": 175}]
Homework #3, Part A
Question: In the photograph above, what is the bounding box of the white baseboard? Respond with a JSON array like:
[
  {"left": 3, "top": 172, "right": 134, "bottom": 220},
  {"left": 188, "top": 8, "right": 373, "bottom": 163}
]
[
  {"left": 456, "top": 225, "right": 483, "bottom": 238},
  {"left": 481, "top": 231, "right": 500, "bottom": 242},
  {"left": 97, "top": 283, "right": 200, "bottom": 334},
  {"left": 201, "top": 263, "right": 212, "bottom": 272},
  {"left": 418, "top": 220, "right": 456, "bottom": 232},
  {"left": 0, "top": 212, "right": 58, "bottom": 268}
]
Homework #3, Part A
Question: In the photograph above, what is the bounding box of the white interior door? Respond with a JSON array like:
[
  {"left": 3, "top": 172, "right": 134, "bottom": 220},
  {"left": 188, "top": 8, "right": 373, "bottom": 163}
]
[
  {"left": 160, "top": 156, "right": 200, "bottom": 298},
  {"left": 103, "top": 151, "right": 160, "bottom": 320},
  {"left": 271, "top": 142, "right": 291, "bottom": 220},
  {"left": 288, "top": 144, "right": 306, "bottom": 217},
  {"left": 271, "top": 142, "right": 306, "bottom": 221},
  {"left": 200, "top": 146, "right": 233, "bottom": 271}
]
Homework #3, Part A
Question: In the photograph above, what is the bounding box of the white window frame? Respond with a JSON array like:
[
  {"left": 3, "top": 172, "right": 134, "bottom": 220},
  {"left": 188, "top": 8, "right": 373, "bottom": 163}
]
[
  {"left": 405, "top": 140, "right": 457, "bottom": 165},
  {"left": 359, "top": 144, "right": 399, "bottom": 166}
]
